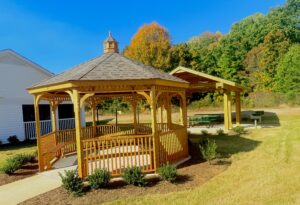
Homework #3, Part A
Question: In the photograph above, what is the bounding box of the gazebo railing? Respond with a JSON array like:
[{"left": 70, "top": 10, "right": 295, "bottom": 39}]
[
  {"left": 83, "top": 134, "right": 154, "bottom": 176},
  {"left": 158, "top": 125, "right": 188, "bottom": 166},
  {"left": 38, "top": 123, "right": 187, "bottom": 174},
  {"left": 39, "top": 131, "right": 59, "bottom": 170}
]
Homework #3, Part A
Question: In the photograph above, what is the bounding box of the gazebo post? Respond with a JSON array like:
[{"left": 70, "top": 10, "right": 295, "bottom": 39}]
[
  {"left": 91, "top": 100, "right": 97, "bottom": 136},
  {"left": 150, "top": 86, "right": 159, "bottom": 170},
  {"left": 50, "top": 100, "right": 58, "bottom": 144},
  {"left": 159, "top": 97, "right": 164, "bottom": 124},
  {"left": 180, "top": 92, "right": 187, "bottom": 127},
  {"left": 166, "top": 94, "right": 172, "bottom": 129},
  {"left": 180, "top": 92, "right": 188, "bottom": 156},
  {"left": 235, "top": 92, "right": 241, "bottom": 126},
  {"left": 34, "top": 94, "right": 43, "bottom": 171},
  {"left": 132, "top": 101, "right": 137, "bottom": 134},
  {"left": 72, "top": 89, "right": 85, "bottom": 178}
]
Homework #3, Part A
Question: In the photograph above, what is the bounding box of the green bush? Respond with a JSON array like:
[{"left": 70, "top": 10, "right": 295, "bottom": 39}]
[
  {"left": 88, "top": 169, "right": 111, "bottom": 189},
  {"left": 59, "top": 170, "right": 84, "bottom": 196},
  {"left": 216, "top": 128, "right": 224, "bottom": 135},
  {"left": 199, "top": 138, "right": 218, "bottom": 164},
  {"left": 158, "top": 164, "right": 177, "bottom": 183},
  {"left": 233, "top": 126, "right": 245, "bottom": 134},
  {"left": 0, "top": 152, "right": 37, "bottom": 174},
  {"left": 7, "top": 135, "right": 19, "bottom": 144},
  {"left": 123, "top": 167, "right": 147, "bottom": 186},
  {"left": 1, "top": 158, "right": 23, "bottom": 174}
]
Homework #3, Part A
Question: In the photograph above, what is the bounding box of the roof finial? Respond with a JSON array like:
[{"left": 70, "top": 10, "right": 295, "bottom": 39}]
[{"left": 103, "top": 32, "right": 119, "bottom": 53}]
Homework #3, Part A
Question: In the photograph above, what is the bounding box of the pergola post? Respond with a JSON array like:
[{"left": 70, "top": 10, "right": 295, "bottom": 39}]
[
  {"left": 235, "top": 92, "right": 241, "bottom": 126},
  {"left": 224, "top": 90, "right": 233, "bottom": 131},
  {"left": 34, "top": 95, "right": 43, "bottom": 171},
  {"left": 72, "top": 89, "right": 85, "bottom": 178},
  {"left": 228, "top": 92, "right": 232, "bottom": 129},
  {"left": 150, "top": 86, "right": 159, "bottom": 170},
  {"left": 223, "top": 90, "right": 229, "bottom": 132}
]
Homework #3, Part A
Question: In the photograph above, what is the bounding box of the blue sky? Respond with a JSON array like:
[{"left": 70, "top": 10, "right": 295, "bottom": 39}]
[{"left": 0, "top": 0, "right": 285, "bottom": 74}]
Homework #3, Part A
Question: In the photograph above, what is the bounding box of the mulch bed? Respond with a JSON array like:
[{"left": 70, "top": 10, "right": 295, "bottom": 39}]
[
  {"left": 0, "top": 162, "right": 39, "bottom": 186},
  {"left": 20, "top": 146, "right": 230, "bottom": 205}
]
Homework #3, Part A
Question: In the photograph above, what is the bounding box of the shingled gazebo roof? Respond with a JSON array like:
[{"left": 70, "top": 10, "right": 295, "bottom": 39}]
[{"left": 31, "top": 52, "right": 187, "bottom": 88}]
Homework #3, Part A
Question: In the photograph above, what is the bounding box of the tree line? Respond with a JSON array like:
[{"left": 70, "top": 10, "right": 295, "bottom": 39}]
[{"left": 123, "top": 0, "right": 300, "bottom": 101}]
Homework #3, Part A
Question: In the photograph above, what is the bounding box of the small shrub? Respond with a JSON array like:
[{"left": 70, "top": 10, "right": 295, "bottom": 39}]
[
  {"left": 216, "top": 128, "right": 224, "bottom": 135},
  {"left": 0, "top": 140, "right": 2, "bottom": 145},
  {"left": 233, "top": 126, "right": 245, "bottom": 134},
  {"left": 59, "top": 170, "right": 84, "bottom": 196},
  {"left": 123, "top": 167, "right": 147, "bottom": 186},
  {"left": 88, "top": 169, "right": 111, "bottom": 189},
  {"left": 158, "top": 164, "right": 177, "bottom": 183},
  {"left": 23, "top": 152, "right": 37, "bottom": 163},
  {"left": 199, "top": 138, "right": 218, "bottom": 164},
  {"left": 7, "top": 135, "right": 19, "bottom": 144},
  {"left": 0, "top": 153, "right": 36, "bottom": 174},
  {"left": 201, "top": 130, "right": 209, "bottom": 135},
  {"left": 1, "top": 158, "right": 23, "bottom": 174}
]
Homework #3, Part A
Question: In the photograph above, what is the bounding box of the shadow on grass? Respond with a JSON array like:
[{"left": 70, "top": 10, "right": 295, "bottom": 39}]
[
  {"left": 240, "top": 110, "right": 281, "bottom": 127},
  {"left": 188, "top": 132, "right": 261, "bottom": 159}
]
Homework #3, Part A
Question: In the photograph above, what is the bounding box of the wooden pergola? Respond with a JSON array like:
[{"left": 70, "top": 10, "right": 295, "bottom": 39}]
[
  {"left": 28, "top": 51, "right": 190, "bottom": 178},
  {"left": 170, "top": 66, "right": 244, "bottom": 131}
]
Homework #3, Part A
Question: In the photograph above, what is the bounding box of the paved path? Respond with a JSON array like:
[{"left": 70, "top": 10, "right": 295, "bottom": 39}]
[{"left": 0, "top": 167, "right": 73, "bottom": 205}]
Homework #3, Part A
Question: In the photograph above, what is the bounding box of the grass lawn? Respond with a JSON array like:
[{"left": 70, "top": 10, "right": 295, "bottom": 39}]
[
  {"left": 106, "top": 109, "right": 300, "bottom": 205},
  {"left": 0, "top": 142, "right": 37, "bottom": 170}
]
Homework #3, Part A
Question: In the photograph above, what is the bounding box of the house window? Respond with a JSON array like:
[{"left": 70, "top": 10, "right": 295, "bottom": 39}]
[
  {"left": 58, "top": 104, "right": 74, "bottom": 119},
  {"left": 22, "top": 104, "right": 50, "bottom": 122}
]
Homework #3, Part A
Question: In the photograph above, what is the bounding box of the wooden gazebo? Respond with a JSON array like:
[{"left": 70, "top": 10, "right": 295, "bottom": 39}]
[{"left": 28, "top": 34, "right": 190, "bottom": 178}]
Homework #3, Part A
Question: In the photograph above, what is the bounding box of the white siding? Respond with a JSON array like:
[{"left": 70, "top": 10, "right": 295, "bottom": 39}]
[
  {"left": 0, "top": 52, "right": 52, "bottom": 143},
  {"left": 0, "top": 99, "right": 25, "bottom": 143}
]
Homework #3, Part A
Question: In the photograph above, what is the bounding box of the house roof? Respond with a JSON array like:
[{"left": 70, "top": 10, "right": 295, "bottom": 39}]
[
  {"left": 170, "top": 66, "right": 244, "bottom": 92},
  {"left": 0, "top": 49, "right": 54, "bottom": 77},
  {"left": 31, "top": 52, "right": 187, "bottom": 88}
]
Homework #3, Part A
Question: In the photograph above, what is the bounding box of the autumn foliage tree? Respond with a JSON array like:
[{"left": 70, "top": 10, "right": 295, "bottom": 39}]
[{"left": 124, "top": 22, "right": 171, "bottom": 71}]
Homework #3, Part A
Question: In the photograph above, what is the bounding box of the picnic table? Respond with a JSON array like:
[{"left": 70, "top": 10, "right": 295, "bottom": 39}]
[
  {"left": 250, "top": 110, "right": 264, "bottom": 127},
  {"left": 188, "top": 114, "right": 223, "bottom": 127}
]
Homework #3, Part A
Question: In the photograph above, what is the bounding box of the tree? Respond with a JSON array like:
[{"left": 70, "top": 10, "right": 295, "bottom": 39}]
[
  {"left": 167, "top": 43, "right": 192, "bottom": 70},
  {"left": 187, "top": 32, "right": 222, "bottom": 75},
  {"left": 124, "top": 22, "right": 171, "bottom": 71},
  {"left": 245, "top": 30, "right": 291, "bottom": 90},
  {"left": 275, "top": 44, "right": 300, "bottom": 97}
]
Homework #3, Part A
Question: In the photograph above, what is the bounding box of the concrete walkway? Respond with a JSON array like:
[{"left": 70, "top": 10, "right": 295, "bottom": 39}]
[{"left": 0, "top": 166, "right": 74, "bottom": 205}]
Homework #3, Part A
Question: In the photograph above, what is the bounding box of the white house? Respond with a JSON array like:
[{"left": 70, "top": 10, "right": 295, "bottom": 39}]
[{"left": 0, "top": 49, "right": 77, "bottom": 143}]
